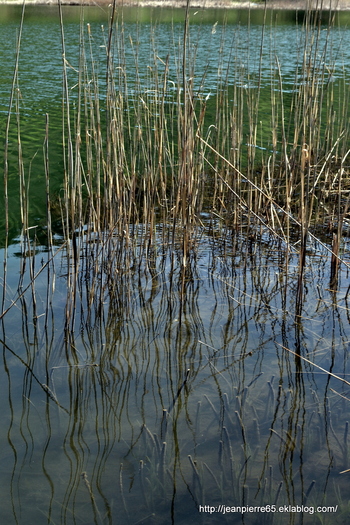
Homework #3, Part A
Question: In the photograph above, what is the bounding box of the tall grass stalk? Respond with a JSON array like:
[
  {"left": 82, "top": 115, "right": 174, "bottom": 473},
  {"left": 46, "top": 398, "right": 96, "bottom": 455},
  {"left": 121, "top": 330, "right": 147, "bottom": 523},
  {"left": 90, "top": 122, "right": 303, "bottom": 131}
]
[
  {"left": 2, "top": 2, "right": 26, "bottom": 313},
  {"left": 6, "top": 2, "right": 350, "bottom": 326}
]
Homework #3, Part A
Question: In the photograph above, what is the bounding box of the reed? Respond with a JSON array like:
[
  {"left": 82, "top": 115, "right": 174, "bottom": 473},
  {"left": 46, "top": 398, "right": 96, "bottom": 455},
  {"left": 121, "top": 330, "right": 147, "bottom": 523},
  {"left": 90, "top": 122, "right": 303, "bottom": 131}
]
[
  {"left": 39, "top": 1, "right": 350, "bottom": 330},
  {"left": 119, "top": 463, "right": 130, "bottom": 521},
  {"left": 2, "top": 1, "right": 350, "bottom": 324},
  {"left": 344, "top": 421, "right": 349, "bottom": 468},
  {"left": 188, "top": 454, "right": 204, "bottom": 503},
  {"left": 2, "top": 5, "right": 350, "bottom": 523},
  {"left": 2, "top": 2, "right": 26, "bottom": 313}
]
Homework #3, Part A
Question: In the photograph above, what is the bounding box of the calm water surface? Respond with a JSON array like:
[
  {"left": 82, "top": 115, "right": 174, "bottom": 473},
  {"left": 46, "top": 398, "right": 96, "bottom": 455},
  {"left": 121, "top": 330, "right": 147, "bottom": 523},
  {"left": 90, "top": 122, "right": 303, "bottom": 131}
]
[
  {"left": 1, "top": 6, "right": 350, "bottom": 525},
  {"left": 1, "top": 226, "right": 350, "bottom": 524}
]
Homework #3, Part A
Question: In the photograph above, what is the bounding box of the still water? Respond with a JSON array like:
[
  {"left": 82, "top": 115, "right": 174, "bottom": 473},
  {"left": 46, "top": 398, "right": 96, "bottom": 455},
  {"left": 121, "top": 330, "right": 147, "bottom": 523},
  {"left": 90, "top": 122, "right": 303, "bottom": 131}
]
[
  {"left": 1, "top": 5, "right": 350, "bottom": 525},
  {"left": 2, "top": 224, "right": 350, "bottom": 525}
]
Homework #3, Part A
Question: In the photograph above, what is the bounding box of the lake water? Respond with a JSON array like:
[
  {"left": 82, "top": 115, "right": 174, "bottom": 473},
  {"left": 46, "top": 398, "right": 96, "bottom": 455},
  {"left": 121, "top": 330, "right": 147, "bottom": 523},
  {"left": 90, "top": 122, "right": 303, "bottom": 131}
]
[
  {"left": 1, "top": 5, "right": 350, "bottom": 525},
  {"left": 2, "top": 221, "right": 350, "bottom": 525},
  {"left": 1, "top": 5, "right": 350, "bottom": 246}
]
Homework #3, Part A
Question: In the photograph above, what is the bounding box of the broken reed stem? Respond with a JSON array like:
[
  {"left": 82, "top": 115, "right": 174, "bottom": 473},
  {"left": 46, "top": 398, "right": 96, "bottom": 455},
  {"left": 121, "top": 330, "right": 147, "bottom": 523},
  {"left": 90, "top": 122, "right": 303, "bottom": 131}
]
[
  {"left": 330, "top": 232, "right": 340, "bottom": 289},
  {"left": 119, "top": 463, "right": 129, "bottom": 520},
  {"left": 159, "top": 441, "right": 167, "bottom": 486},
  {"left": 139, "top": 460, "right": 148, "bottom": 508},
  {"left": 344, "top": 421, "right": 349, "bottom": 468},
  {"left": 188, "top": 454, "right": 203, "bottom": 503},
  {"left": 161, "top": 409, "right": 168, "bottom": 441}
]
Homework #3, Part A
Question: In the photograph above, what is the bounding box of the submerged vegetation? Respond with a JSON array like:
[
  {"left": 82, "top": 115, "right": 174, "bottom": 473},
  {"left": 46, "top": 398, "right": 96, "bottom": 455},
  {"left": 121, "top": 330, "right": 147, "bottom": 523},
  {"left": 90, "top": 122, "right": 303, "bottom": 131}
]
[{"left": 1, "top": 1, "right": 350, "bottom": 524}]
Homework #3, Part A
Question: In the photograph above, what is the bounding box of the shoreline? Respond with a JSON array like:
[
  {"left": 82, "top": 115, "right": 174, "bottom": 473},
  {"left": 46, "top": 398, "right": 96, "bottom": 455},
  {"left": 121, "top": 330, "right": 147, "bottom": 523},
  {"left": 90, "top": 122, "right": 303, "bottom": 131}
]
[{"left": 0, "top": 0, "right": 350, "bottom": 10}]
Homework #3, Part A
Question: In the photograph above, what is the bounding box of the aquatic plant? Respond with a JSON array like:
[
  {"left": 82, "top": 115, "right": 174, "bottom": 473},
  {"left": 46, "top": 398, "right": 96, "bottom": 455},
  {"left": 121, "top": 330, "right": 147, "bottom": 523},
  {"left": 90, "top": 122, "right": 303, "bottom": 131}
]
[
  {"left": 2, "top": 2, "right": 350, "bottom": 524},
  {"left": 48, "top": 0, "right": 350, "bottom": 321}
]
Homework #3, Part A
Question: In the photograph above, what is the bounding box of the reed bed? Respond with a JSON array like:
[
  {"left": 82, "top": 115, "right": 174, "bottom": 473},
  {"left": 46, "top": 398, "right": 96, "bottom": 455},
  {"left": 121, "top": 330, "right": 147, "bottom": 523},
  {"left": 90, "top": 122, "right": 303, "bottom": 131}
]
[
  {"left": 2, "top": 4, "right": 350, "bottom": 523},
  {"left": 28, "top": 0, "right": 347, "bottom": 330},
  {"left": 2, "top": 2, "right": 350, "bottom": 397}
]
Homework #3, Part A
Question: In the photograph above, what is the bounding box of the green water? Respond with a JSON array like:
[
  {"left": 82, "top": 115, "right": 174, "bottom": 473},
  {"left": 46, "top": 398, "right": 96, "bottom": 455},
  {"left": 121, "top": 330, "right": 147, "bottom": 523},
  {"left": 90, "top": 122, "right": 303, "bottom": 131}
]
[
  {"left": 1, "top": 5, "right": 350, "bottom": 247},
  {"left": 1, "top": 5, "right": 350, "bottom": 525}
]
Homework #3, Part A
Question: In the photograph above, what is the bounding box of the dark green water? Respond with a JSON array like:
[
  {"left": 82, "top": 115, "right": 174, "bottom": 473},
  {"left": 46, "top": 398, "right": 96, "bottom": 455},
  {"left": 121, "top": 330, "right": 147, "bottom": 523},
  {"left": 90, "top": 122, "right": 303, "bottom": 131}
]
[
  {"left": 1, "top": 4, "right": 350, "bottom": 246},
  {"left": 1, "top": 5, "right": 350, "bottom": 525}
]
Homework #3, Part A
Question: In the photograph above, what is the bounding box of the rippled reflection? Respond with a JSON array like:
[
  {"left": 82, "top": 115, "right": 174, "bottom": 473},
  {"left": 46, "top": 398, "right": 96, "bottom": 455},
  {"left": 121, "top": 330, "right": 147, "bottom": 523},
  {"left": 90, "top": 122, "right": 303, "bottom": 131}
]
[{"left": 1, "top": 224, "right": 350, "bottom": 524}]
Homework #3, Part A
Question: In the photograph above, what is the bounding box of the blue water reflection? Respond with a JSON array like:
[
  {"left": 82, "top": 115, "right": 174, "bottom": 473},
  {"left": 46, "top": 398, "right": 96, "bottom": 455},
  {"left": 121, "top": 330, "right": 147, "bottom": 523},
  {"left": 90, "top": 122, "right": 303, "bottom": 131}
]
[{"left": 1, "top": 224, "right": 350, "bottom": 524}]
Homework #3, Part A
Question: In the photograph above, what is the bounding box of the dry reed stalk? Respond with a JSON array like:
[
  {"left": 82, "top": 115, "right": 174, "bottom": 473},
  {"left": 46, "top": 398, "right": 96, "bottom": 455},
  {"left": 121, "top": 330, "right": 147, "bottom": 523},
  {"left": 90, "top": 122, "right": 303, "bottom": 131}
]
[
  {"left": 278, "top": 343, "right": 350, "bottom": 386},
  {"left": 27, "top": 2, "right": 347, "bottom": 327},
  {"left": 199, "top": 136, "right": 350, "bottom": 284},
  {"left": 330, "top": 232, "right": 340, "bottom": 288},
  {"left": 295, "top": 143, "right": 309, "bottom": 317},
  {"left": 2, "top": 2, "right": 26, "bottom": 313},
  {"left": 58, "top": 0, "right": 79, "bottom": 331}
]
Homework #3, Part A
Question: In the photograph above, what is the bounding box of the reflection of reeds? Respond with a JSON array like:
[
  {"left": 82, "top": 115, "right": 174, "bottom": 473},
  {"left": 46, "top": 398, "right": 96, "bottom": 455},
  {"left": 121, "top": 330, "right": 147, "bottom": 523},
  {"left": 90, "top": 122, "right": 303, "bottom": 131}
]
[
  {"left": 3, "top": 4, "right": 350, "bottom": 525},
  {"left": 81, "top": 471, "right": 103, "bottom": 524},
  {"left": 45, "top": 0, "right": 350, "bottom": 323}
]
